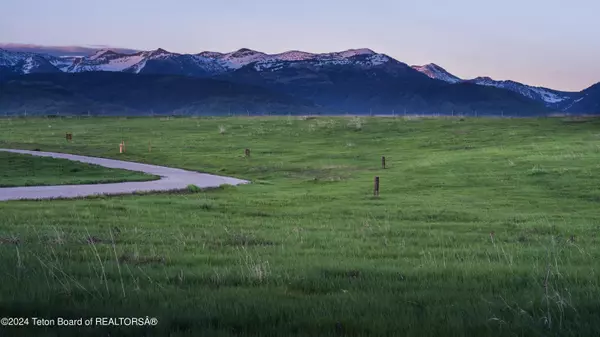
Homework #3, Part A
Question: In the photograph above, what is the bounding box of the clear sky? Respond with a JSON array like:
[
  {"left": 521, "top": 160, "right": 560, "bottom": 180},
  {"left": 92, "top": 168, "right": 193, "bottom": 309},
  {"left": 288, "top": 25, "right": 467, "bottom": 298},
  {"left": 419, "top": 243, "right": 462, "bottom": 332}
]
[{"left": 1, "top": 0, "right": 598, "bottom": 91}]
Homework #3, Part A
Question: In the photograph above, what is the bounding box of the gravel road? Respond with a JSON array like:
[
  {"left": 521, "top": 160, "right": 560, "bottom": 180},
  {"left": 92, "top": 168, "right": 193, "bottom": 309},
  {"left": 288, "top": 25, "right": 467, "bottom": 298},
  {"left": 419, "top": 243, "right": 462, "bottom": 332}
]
[{"left": 0, "top": 149, "right": 249, "bottom": 201}]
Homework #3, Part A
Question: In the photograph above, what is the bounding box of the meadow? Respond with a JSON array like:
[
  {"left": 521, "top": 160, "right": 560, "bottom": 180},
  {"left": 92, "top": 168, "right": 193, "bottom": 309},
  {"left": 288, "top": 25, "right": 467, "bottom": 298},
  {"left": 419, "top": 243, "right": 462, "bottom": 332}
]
[
  {"left": 0, "top": 151, "right": 156, "bottom": 187},
  {"left": 0, "top": 116, "right": 599, "bottom": 337}
]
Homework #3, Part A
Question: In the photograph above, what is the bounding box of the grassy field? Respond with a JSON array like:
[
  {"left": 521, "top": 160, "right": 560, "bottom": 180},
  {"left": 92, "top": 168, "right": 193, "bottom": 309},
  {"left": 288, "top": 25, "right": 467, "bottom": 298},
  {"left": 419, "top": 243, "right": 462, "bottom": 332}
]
[
  {"left": 0, "top": 151, "right": 157, "bottom": 187},
  {"left": 0, "top": 116, "right": 599, "bottom": 336}
]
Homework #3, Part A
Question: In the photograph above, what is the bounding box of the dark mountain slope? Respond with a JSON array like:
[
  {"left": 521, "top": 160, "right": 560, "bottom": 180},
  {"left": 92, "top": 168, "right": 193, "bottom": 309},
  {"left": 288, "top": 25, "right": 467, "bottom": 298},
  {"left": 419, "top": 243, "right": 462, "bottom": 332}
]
[
  {"left": 0, "top": 72, "right": 319, "bottom": 115},
  {"left": 217, "top": 59, "right": 551, "bottom": 115},
  {"left": 414, "top": 82, "right": 553, "bottom": 116},
  {"left": 562, "top": 82, "right": 600, "bottom": 114}
]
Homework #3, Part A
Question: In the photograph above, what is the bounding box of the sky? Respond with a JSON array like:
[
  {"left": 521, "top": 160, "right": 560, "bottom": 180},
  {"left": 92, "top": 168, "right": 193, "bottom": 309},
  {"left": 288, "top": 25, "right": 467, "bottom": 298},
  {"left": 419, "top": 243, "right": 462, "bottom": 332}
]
[{"left": 1, "top": 0, "right": 598, "bottom": 91}]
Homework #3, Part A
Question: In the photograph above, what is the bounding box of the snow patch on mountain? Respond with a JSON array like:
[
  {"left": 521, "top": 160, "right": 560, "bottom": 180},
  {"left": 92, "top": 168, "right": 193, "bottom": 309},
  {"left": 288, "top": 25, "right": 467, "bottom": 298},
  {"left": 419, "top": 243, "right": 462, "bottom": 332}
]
[
  {"left": 411, "top": 63, "right": 574, "bottom": 105},
  {"left": 22, "top": 57, "right": 35, "bottom": 74},
  {"left": 574, "top": 97, "right": 585, "bottom": 103},
  {"left": 470, "top": 77, "right": 496, "bottom": 86},
  {"left": 361, "top": 54, "right": 390, "bottom": 66},
  {"left": 470, "top": 77, "right": 572, "bottom": 104},
  {"left": 412, "top": 63, "right": 461, "bottom": 83},
  {"left": 126, "top": 59, "right": 147, "bottom": 74},
  {"left": 143, "top": 48, "right": 176, "bottom": 60},
  {"left": 563, "top": 96, "right": 586, "bottom": 110},
  {"left": 189, "top": 55, "right": 229, "bottom": 73},
  {"left": 336, "top": 48, "right": 376, "bottom": 58},
  {"left": 202, "top": 48, "right": 383, "bottom": 71},
  {"left": 0, "top": 49, "right": 62, "bottom": 74},
  {"left": 69, "top": 53, "right": 146, "bottom": 72},
  {"left": 197, "top": 51, "right": 224, "bottom": 58},
  {"left": 272, "top": 50, "right": 315, "bottom": 61},
  {"left": 220, "top": 48, "right": 269, "bottom": 69},
  {"left": 49, "top": 56, "right": 79, "bottom": 72},
  {"left": 88, "top": 49, "right": 115, "bottom": 61},
  {"left": 98, "top": 54, "right": 146, "bottom": 71},
  {"left": 0, "top": 49, "right": 27, "bottom": 66},
  {"left": 529, "top": 87, "right": 568, "bottom": 104},
  {"left": 252, "top": 51, "right": 390, "bottom": 72}
]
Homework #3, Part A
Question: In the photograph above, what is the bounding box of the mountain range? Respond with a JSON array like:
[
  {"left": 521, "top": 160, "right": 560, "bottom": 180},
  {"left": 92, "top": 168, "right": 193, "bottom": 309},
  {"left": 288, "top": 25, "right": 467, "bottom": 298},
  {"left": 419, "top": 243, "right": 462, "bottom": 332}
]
[
  {"left": 0, "top": 46, "right": 597, "bottom": 116},
  {"left": 410, "top": 63, "right": 579, "bottom": 109}
]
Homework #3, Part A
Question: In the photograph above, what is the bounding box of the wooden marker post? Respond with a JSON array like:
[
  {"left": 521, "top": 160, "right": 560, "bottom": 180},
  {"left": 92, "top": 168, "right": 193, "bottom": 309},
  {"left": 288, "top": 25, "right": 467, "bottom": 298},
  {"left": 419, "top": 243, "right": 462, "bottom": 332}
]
[
  {"left": 374, "top": 176, "right": 380, "bottom": 196},
  {"left": 381, "top": 156, "right": 386, "bottom": 169},
  {"left": 119, "top": 142, "right": 124, "bottom": 154},
  {"left": 245, "top": 148, "right": 251, "bottom": 158}
]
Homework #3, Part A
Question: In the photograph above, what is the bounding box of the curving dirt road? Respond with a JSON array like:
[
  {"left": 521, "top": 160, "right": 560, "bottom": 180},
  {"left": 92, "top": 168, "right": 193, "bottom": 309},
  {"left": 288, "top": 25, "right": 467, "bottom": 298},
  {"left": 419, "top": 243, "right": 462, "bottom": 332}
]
[{"left": 0, "top": 149, "right": 249, "bottom": 201}]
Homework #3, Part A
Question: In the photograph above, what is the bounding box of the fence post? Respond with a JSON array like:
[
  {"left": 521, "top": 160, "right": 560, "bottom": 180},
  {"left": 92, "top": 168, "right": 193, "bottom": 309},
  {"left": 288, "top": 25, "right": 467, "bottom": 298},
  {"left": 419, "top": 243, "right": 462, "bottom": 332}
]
[
  {"left": 381, "top": 156, "right": 386, "bottom": 169},
  {"left": 374, "top": 177, "right": 380, "bottom": 196}
]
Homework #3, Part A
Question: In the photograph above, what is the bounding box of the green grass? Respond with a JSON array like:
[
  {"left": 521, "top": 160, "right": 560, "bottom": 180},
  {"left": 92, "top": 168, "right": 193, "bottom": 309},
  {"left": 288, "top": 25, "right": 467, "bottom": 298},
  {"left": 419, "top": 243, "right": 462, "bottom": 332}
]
[
  {"left": 1, "top": 116, "right": 600, "bottom": 336},
  {"left": 0, "top": 152, "right": 158, "bottom": 187}
]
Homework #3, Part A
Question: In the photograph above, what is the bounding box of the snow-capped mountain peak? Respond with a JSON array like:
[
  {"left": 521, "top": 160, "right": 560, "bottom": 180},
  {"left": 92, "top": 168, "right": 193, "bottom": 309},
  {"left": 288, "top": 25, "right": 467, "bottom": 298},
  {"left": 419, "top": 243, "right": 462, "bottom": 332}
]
[
  {"left": 471, "top": 76, "right": 495, "bottom": 84},
  {"left": 0, "top": 49, "right": 61, "bottom": 74},
  {"left": 272, "top": 50, "right": 316, "bottom": 61},
  {"left": 467, "top": 76, "right": 573, "bottom": 104},
  {"left": 197, "top": 51, "right": 225, "bottom": 58},
  {"left": 226, "top": 48, "right": 265, "bottom": 58},
  {"left": 88, "top": 49, "right": 117, "bottom": 61},
  {"left": 143, "top": 48, "right": 177, "bottom": 60},
  {"left": 66, "top": 49, "right": 142, "bottom": 73},
  {"left": 337, "top": 48, "right": 376, "bottom": 58},
  {"left": 412, "top": 63, "right": 462, "bottom": 83},
  {"left": 251, "top": 49, "right": 391, "bottom": 72},
  {"left": 410, "top": 64, "right": 576, "bottom": 105},
  {"left": 0, "top": 48, "right": 24, "bottom": 66},
  {"left": 148, "top": 48, "right": 172, "bottom": 56},
  {"left": 193, "top": 48, "right": 383, "bottom": 71},
  {"left": 220, "top": 48, "right": 268, "bottom": 69}
]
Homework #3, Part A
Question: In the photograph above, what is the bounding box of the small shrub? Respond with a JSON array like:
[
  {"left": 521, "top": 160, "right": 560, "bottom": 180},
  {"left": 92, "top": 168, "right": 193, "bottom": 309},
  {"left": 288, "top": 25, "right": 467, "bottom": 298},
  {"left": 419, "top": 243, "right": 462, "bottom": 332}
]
[{"left": 187, "top": 184, "right": 202, "bottom": 193}]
